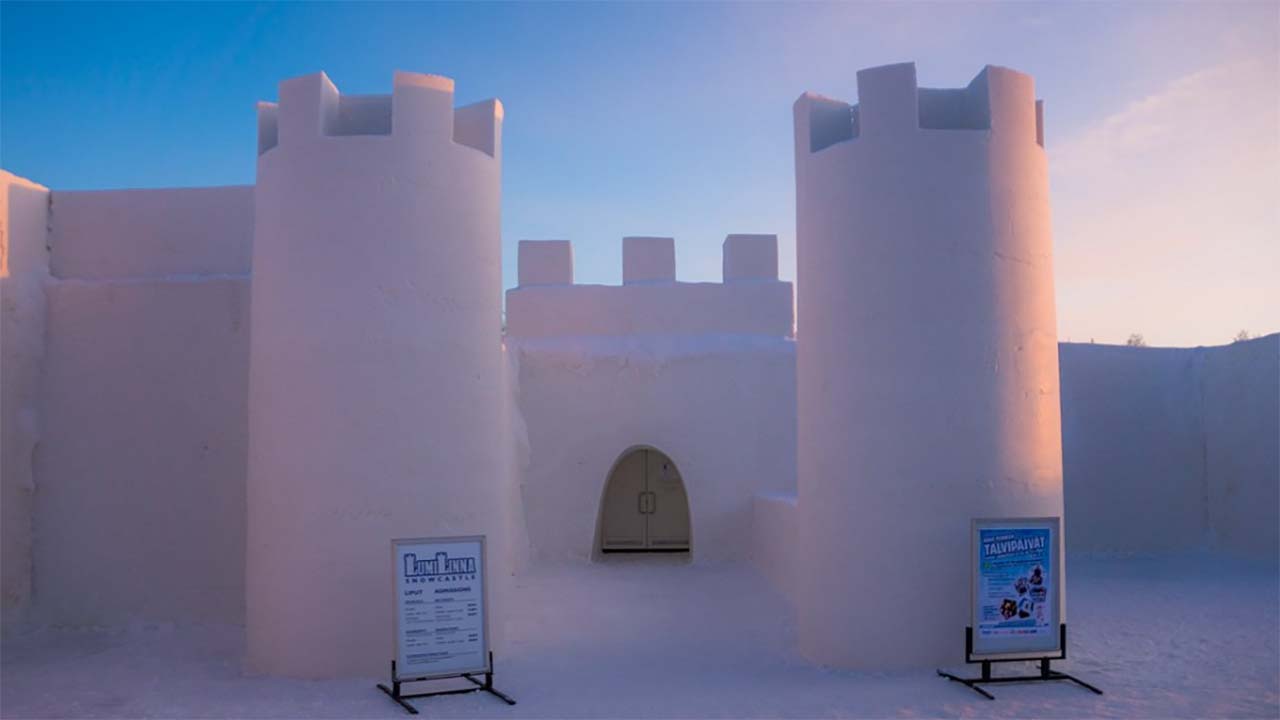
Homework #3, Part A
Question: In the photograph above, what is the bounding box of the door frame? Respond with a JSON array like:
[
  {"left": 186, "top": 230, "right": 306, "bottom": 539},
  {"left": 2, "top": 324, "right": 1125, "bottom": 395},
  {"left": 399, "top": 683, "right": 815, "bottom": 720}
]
[{"left": 592, "top": 444, "right": 693, "bottom": 559}]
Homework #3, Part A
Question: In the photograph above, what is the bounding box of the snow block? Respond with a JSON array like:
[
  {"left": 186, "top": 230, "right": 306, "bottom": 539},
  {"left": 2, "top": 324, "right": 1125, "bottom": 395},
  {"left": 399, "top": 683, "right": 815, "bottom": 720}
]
[
  {"left": 723, "top": 234, "right": 778, "bottom": 282},
  {"left": 37, "top": 278, "right": 249, "bottom": 626},
  {"left": 392, "top": 71, "right": 455, "bottom": 142},
  {"left": 518, "top": 240, "right": 573, "bottom": 286},
  {"left": 623, "top": 236, "right": 675, "bottom": 284},
  {"left": 50, "top": 186, "right": 253, "bottom": 280},
  {"left": 333, "top": 94, "right": 392, "bottom": 137},
  {"left": 256, "top": 102, "right": 278, "bottom": 155},
  {"left": 752, "top": 493, "right": 798, "bottom": 605},
  {"left": 855, "top": 62, "right": 918, "bottom": 137},
  {"left": 794, "top": 93, "right": 856, "bottom": 153},
  {"left": 506, "top": 281, "right": 794, "bottom": 339},
  {"left": 276, "top": 72, "right": 339, "bottom": 145},
  {"left": 454, "top": 98, "right": 503, "bottom": 157},
  {"left": 972, "top": 65, "right": 1038, "bottom": 145}
]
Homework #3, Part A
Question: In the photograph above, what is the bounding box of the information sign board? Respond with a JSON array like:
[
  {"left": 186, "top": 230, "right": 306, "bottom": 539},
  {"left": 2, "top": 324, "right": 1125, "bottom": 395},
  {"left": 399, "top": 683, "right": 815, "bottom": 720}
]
[
  {"left": 391, "top": 535, "right": 489, "bottom": 680},
  {"left": 970, "top": 517, "right": 1062, "bottom": 659}
]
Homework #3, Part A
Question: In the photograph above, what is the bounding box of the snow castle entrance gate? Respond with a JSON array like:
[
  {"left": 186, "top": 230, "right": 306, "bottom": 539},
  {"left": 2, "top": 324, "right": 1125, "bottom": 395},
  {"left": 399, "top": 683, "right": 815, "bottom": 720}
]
[{"left": 599, "top": 448, "right": 691, "bottom": 552}]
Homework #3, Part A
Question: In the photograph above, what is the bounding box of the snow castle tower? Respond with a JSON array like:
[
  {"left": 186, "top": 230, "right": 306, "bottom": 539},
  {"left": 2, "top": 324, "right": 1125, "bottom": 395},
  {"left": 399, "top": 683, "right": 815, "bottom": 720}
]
[
  {"left": 246, "top": 71, "right": 507, "bottom": 677},
  {"left": 792, "top": 63, "right": 1064, "bottom": 668}
]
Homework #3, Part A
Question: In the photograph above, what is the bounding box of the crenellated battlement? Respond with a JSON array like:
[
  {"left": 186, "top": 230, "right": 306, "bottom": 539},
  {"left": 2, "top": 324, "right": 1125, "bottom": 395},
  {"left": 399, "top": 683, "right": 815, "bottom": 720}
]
[
  {"left": 516, "top": 235, "right": 782, "bottom": 288},
  {"left": 506, "top": 236, "right": 793, "bottom": 339},
  {"left": 255, "top": 70, "right": 502, "bottom": 157},
  {"left": 796, "top": 62, "right": 1044, "bottom": 153}
]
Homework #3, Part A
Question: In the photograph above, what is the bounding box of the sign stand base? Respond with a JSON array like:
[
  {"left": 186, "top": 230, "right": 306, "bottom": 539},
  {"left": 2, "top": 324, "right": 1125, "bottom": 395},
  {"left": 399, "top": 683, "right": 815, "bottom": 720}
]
[
  {"left": 936, "top": 624, "right": 1102, "bottom": 700},
  {"left": 377, "top": 652, "right": 516, "bottom": 714}
]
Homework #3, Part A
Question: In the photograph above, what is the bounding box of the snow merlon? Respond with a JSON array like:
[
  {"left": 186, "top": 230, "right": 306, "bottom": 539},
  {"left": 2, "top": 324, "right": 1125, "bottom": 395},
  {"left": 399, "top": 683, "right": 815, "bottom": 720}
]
[{"left": 516, "top": 234, "right": 780, "bottom": 288}]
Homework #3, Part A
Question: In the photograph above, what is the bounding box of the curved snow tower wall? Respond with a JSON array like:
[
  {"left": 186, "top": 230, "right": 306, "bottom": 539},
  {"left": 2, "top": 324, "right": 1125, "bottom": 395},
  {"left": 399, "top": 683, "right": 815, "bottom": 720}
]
[
  {"left": 793, "top": 63, "right": 1063, "bottom": 669},
  {"left": 247, "top": 71, "right": 506, "bottom": 677}
]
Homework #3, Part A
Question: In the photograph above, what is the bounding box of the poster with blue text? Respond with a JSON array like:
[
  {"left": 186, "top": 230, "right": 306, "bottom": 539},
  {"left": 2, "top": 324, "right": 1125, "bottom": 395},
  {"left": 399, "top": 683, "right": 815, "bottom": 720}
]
[
  {"left": 972, "top": 518, "right": 1060, "bottom": 657},
  {"left": 391, "top": 536, "right": 489, "bottom": 680}
]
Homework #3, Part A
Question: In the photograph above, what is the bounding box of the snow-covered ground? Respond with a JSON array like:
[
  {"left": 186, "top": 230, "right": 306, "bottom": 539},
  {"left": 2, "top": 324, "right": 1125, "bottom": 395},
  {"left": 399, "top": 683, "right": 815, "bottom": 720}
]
[{"left": 3, "top": 553, "right": 1276, "bottom": 718}]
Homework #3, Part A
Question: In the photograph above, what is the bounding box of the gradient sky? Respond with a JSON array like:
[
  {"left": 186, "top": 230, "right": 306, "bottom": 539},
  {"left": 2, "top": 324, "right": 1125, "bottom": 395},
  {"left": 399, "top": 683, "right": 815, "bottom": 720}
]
[{"left": 2, "top": 1, "right": 1275, "bottom": 346}]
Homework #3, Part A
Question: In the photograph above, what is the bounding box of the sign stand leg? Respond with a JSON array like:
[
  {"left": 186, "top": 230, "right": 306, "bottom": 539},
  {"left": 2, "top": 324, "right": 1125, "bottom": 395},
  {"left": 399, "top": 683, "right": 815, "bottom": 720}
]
[
  {"left": 377, "top": 669, "right": 421, "bottom": 715},
  {"left": 460, "top": 652, "right": 517, "bottom": 705},
  {"left": 377, "top": 654, "right": 516, "bottom": 714},
  {"left": 936, "top": 625, "right": 1103, "bottom": 700}
]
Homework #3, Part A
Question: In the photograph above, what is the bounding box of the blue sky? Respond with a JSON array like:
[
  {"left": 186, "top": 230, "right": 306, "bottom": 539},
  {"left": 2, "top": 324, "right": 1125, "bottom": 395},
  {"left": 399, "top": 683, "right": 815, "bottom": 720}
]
[{"left": 2, "top": 1, "right": 1276, "bottom": 346}]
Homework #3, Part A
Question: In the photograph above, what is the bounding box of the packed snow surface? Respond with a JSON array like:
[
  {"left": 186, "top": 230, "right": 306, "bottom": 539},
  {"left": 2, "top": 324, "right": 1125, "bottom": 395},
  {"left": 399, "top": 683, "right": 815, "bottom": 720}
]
[{"left": 3, "top": 553, "right": 1276, "bottom": 718}]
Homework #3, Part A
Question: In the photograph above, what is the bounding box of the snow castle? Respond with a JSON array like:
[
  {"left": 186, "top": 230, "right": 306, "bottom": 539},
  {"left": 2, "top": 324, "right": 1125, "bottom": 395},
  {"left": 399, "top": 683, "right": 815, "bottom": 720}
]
[{"left": 1, "top": 63, "right": 1275, "bottom": 680}]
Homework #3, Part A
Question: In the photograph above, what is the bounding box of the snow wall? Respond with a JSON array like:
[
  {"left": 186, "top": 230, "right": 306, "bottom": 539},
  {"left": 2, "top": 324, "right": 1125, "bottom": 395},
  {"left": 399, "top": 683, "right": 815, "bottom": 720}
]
[
  {"left": 33, "top": 186, "right": 252, "bottom": 627},
  {"left": 752, "top": 494, "right": 798, "bottom": 604},
  {"left": 1, "top": 171, "right": 50, "bottom": 627},
  {"left": 755, "top": 334, "right": 1280, "bottom": 610},
  {"left": 1059, "top": 336, "right": 1279, "bottom": 565},
  {"left": 245, "top": 72, "right": 513, "bottom": 678},
  {"left": 507, "top": 237, "right": 796, "bottom": 562},
  {"left": 793, "top": 63, "right": 1064, "bottom": 669}
]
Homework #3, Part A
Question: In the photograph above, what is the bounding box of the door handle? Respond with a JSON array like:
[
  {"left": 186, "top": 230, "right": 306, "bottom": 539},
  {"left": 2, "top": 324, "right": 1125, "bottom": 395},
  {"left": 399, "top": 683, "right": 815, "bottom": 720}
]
[{"left": 637, "top": 492, "right": 657, "bottom": 514}]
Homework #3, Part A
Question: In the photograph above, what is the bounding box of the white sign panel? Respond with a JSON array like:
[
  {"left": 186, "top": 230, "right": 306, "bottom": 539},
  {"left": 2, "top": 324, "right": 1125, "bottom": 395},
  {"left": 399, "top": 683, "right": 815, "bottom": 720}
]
[
  {"left": 391, "top": 536, "right": 489, "bottom": 680},
  {"left": 970, "top": 517, "right": 1062, "bottom": 659}
]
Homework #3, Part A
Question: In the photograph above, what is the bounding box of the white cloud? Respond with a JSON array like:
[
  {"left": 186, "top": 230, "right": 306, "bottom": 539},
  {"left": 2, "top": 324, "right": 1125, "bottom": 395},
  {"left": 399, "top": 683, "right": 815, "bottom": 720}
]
[{"left": 1050, "top": 57, "right": 1279, "bottom": 346}]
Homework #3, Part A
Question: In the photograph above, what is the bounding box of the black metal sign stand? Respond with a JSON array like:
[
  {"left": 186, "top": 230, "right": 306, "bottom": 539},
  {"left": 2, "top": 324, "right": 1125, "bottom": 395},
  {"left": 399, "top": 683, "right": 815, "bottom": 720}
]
[
  {"left": 377, "top": 651, "right": 516, "bottom": 714},
  {"left": 936, "top": 624, "right": 1103, "bottom": 700}
]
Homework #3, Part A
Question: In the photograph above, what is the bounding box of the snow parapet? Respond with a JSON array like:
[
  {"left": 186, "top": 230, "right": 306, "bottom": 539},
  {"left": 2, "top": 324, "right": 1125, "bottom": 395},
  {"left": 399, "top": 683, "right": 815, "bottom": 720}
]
[
  {"left": 257, "top": 71, "right": 502, "bottom": 157},
  {"left": 796, "top": 62, "right": 1044, "bottom": 152},
  {"left": 508, "top": 236, "right": 793, "bottom": 339}
]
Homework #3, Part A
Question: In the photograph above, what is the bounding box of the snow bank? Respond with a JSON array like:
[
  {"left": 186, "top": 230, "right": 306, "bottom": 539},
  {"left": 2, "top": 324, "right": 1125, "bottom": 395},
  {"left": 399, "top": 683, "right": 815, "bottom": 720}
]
[
  {"left": 1, "top": 171, "right": 50, "bottom": 628},
  {"left": 2, "top": 555, "right": 1275, "bottom": 718},
  {"left": 1060, "top": 335, "right": 1279, "bottom": 564}
]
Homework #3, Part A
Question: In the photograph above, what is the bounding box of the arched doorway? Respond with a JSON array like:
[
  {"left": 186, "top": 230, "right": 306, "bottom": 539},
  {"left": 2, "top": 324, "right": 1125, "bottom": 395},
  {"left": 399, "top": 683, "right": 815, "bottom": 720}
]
[{"left": 599, "top": 447, "right": 690, "bottom": 553}]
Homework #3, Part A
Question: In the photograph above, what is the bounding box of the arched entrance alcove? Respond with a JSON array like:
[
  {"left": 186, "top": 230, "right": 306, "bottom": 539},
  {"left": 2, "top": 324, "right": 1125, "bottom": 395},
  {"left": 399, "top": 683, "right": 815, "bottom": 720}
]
[{"left": 595, "top": 446, "right": 691, "bottom": 555}]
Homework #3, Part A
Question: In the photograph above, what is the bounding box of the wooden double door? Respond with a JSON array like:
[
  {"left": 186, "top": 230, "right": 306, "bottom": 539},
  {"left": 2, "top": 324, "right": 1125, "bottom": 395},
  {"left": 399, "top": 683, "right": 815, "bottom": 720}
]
[{"left": 600, "top": 448, "right": 690, "bottom": 552}]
